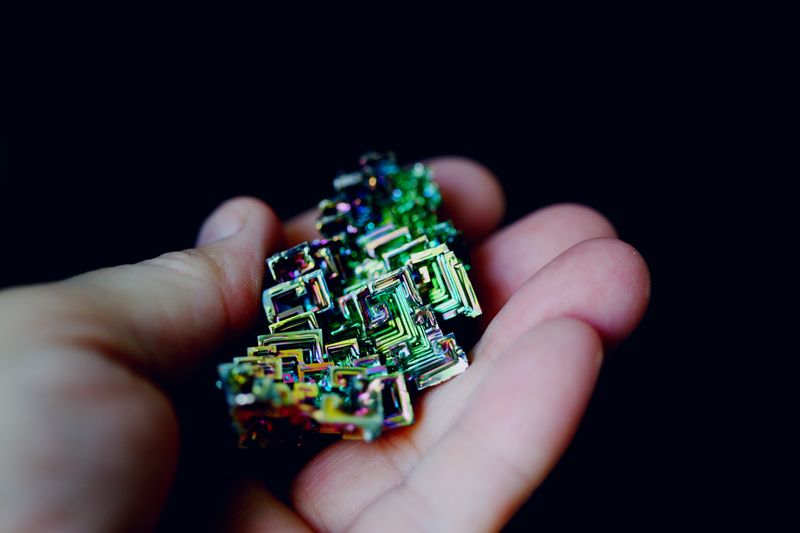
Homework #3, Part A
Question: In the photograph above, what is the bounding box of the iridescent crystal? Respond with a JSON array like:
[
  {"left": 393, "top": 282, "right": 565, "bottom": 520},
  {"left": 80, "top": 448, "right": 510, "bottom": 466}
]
[{"left": 218, "top": 153, "right": 481, "bottom": 447}]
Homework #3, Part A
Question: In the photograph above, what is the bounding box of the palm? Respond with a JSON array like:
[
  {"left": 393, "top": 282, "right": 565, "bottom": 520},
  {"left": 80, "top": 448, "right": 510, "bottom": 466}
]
[{"left": 0, "top": 158, "right": 649, "bottom": 532}]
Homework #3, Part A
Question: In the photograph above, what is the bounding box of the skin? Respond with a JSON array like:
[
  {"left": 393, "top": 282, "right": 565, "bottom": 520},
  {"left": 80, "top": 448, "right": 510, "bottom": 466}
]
[{"left": 0, "top": 157, "right": 650, "bottom": 532}]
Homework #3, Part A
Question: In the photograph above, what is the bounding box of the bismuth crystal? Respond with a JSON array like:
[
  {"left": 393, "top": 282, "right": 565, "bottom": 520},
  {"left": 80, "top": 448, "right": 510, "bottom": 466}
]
[{"left": 217, "top": 153, "right": 482, "bottom": 446}]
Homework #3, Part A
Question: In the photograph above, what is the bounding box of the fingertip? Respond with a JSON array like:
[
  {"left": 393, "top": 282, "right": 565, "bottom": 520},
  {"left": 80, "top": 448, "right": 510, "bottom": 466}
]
[
  {"left": 195, "top": 197, "right": 283, "bottom": 335},
  {"left": 627, "top": 241, "right": 652, "bottom": 304},
  {"left": 197, "top": 196, "right": 282, "bottom": 251},
  {"left": 233, "top": 196, "right": 284, "bottom": 257},
  {"left": 197, "top": 197, "right": 247, "bottom": 247},
  {"left": 426, "top": 156, "right": 506, "bottom": 241},
  {"left": 565, "top": 237, "right": 651, "bottom": 349},
  {"left": 617, "top": 240, "right": 651, "bottom": 345},
  {"left": 474, "top": 203, "right": 620, "bottom": 314},
  {"left": 477, "top": 236, "right": 651, "bottom": 363},
  {"left": 284, "top": 208, "right": 319, "bottom": 246}
]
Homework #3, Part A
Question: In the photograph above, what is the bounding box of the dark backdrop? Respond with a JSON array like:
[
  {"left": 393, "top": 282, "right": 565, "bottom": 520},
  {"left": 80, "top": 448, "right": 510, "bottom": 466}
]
[{"left": 0, "top": 22, "right": 762, "bottom": 530}]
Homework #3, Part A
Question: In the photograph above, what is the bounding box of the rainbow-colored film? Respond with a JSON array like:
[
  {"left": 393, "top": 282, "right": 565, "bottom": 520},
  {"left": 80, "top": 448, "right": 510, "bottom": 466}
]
[{"left": 217, "top": 153, "right": 482, "bottom": 446}]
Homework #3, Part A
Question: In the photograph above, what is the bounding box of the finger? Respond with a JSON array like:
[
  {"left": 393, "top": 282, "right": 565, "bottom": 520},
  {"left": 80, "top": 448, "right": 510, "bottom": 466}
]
[
  {"left": 473, "top": 203, "right": 618, "bottom": 319},
  {"left": 225, "top": 481, "right": 312, "bottom": 533},
  {"left": 426, "top": 157, "right": 505, "bottom": 243},
  {"left": 289, "top": 237, "right": 649, "bottom": 530},
  {"left": 284, "top": 208, "right": 318, "bottom": 247},
  {"left": 291, "top": 434, "right": 417, "bottom": 531},
  {"left": 476, "top": 237, "right": 651, "bottom": 359},
  {"left": 0, "top": 347, "right": 179, "bottom": 532},
  {"left": 18, "top": 197, "right": 283, "bottom": 379},
  {"left": 413, "top": 238, "right": 650, "bottom": 449},
  {"left": 348, "top": 318, "right": 603, "bottom": 532},
  {"left": 283, "top": 156, "right": 505, "bottom": 246}
]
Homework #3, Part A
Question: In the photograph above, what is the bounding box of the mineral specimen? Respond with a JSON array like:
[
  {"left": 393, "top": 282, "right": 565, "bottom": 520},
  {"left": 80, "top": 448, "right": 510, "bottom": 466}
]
[{"left": 217, "top": 153, "right": 482, "bottom": 446}]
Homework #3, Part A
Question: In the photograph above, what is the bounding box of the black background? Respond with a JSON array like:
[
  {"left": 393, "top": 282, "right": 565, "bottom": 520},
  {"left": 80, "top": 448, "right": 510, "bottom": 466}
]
[{"left": 0, "top": 12, "right": 775, "bottom": 531}]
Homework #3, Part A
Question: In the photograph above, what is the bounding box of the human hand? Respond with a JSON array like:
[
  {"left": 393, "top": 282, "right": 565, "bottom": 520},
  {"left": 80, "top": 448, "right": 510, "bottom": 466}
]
[{"left": 0, "top": 158, "right": 650, "bottom": 532}]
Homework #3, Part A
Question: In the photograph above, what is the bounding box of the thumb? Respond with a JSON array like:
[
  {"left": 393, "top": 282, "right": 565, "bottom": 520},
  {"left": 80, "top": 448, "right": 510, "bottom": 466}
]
[{"left": 58, "top": 197, "right": 282, "bottom": 379}]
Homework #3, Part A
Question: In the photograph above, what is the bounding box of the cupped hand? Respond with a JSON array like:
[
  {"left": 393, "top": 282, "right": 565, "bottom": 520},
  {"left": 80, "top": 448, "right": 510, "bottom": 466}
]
[{"left": 0, "top": 158, "right": 650, "bottom": 532}]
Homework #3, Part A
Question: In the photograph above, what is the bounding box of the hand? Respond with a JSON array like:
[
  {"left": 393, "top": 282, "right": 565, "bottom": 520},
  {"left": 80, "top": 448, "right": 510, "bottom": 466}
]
[{"left": 0, "top": 158, "right": 650, "bottom": 532}]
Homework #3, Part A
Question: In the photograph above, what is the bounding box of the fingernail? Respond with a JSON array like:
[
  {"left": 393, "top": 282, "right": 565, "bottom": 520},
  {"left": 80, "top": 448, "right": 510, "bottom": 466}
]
[{"left": 197, "top": 201, "right": 247, "bottom": 246}]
